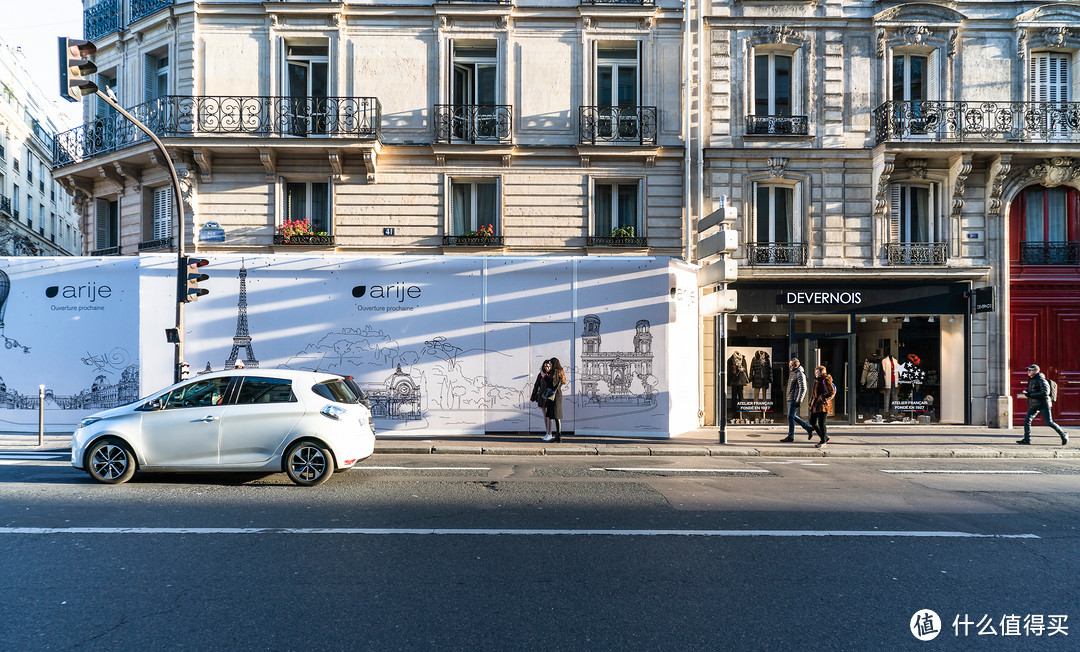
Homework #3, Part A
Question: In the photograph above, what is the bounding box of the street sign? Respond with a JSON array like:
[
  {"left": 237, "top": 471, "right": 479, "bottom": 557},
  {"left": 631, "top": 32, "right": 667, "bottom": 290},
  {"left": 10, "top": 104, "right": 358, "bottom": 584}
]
[
  {"left": 697, "top": 228, "right": 738, "bottom": 261},
  {"left": 698, "top": 205, "right": 738, "bottom": 233},
  {"left": 696, "top": 258, "right": 737, "bottom": 287},
  {"left": 973, "top": 286, "right": 995, "bottom": 313},
  {"left": 699, "top": 288, "right": 738, "bottom": 316}
]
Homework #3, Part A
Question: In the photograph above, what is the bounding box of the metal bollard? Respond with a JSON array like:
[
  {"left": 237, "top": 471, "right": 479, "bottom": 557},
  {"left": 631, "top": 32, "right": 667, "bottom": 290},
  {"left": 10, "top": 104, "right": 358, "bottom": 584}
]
[{"left": 38, "top": 385, "right": 45, "bottom": 447}]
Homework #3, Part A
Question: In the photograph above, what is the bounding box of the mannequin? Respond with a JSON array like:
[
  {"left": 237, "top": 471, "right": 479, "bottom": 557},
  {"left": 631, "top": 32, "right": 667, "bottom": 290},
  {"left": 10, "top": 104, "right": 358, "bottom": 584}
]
[
  {"left": 750, "top": 350, "right": 771, "bottom": 400},
  {"left": 727, "top": 351, "right": 749, "bottom": 400},
  {"left": 881, "top": 351, "right": 899, "bottom": 413}
]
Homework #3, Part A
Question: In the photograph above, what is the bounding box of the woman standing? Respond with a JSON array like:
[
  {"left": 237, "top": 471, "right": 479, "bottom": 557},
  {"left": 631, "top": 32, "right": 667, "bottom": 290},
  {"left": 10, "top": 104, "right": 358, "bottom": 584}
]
[
  {"left": 530, "top": 359, "right": 552, "bottom": 428},
  {"left": 540, "top": 358, "right": 566, "bottom": 442},
  {"left": 808, "top": 365, "right": 835, "bottom": 449}
]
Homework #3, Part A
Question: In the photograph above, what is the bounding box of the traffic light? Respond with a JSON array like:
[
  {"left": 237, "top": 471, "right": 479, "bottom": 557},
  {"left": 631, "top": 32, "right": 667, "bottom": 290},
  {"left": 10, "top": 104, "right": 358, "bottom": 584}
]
[
  {"left": 180, "top": 256, "right": 209, "bottom": 302},
  {"left": 58, "top": 37, "right": 98, "bottom": 103}
]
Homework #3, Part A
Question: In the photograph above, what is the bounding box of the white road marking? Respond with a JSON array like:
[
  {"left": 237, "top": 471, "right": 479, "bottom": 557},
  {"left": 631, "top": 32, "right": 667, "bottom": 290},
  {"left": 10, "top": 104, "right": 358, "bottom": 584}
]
[
  {"left": 352, "top": 466, "right": 491, "bottom": 471},
  {"left": 0, "top": 527, "right": 1039, "bottom": 538},
  {"left": 880, "top": 470, "right": 1043, "bottom": 474},
  {"left": 591, "top": 467, "right": 770, "bottom": 474}
]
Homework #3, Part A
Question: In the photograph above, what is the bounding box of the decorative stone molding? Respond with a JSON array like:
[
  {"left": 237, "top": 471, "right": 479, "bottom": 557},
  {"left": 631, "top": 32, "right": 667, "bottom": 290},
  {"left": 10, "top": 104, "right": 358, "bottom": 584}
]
[
  {"left": 877, "top": 28, "right": 886, "bottom": 58},
  {"left": 948, "top": 29, "right": 958, "bottom": 58},
  {"left": 1017, "top": 29, "right": 1027, "bottom": 58},
  {"left": 501, "top": 154, "right": 512, "bottom": 167},
  {"left": 269, "top": 14, "right": 279, "bottom": 27},
  {"left": 645, "top": 156, "right": 655, "bottom": 168},
  {"left": 767, "top": 157, "right": 788, "bottom": 178},
  {"left": 907, "top": 159, "right": 927, "bottom": 180},
  {"left": 950, "top": 154, "right": 972, "bottom": 217},
  {"left": 166, "top": 16, "right": 176, "bottom": 32},
  {"left": 1026, "top": 157, "right": 1080, "bottom": 189},
  {"left": 1040, "top": 27, "right": 1072, "bottom": 48},
  {"left": 439, "top": 16, "right": 449, "bottom": 29},
  {"left": 328, "top": 150, "right": 343, "bottom": 182},
  {"left": 638, "top": 17, "right": 652, "bottom": 30},
  {"left": 258, "top": 148, "right": 276, "bottom": 182},
  {"left": 97, "top": 165, "right": 124, "bottom": 192},
  {"left": 175, "top": 166, "right": 197, "bottom": 218},
  {"left": 874, "top": 155, "right": 896, "bottom": 219},
  {"left": 580, "top": 156, "right": 590, "bottom": 168},
  {"left": 582, "top": 17, "right": 592, "bottom": 31},
  {"left": 328, "top": 13, "right": 341, "bottom": 28},
  {"left": 363, "top": 149, "right": 377, "bottom": 183},
  {"left": 435, "top": 153, "right": 446, "bottom": 166},
  {"left": 192, "top": 149, "right": 212, "bottom": 183},
  {"left": 115, "top": 40, "right": 127, "bottom": 54},
  {"left": 751, "top": 25, "right": 804, "bottom": 46},
  {"left": 987, "top": 154, "right": 1012, "bottom": 218},
  {"left": 133, "top": 32, "right": 144, "bottom": 45},
  {"left": 114, "top": 163, "right": 141, "bottom": 193},
  {"left": 900, "top": 26, "right": 932, "bottom": 46},
  {"left": 499, "top": 15, "right": 509, "bottom": 30}
]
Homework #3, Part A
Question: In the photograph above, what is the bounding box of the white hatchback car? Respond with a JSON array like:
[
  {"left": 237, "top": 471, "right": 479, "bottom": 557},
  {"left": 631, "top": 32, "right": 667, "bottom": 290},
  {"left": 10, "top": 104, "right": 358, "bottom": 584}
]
[{"left": 71, "top": 369, "right": 375, "bottom": 486}]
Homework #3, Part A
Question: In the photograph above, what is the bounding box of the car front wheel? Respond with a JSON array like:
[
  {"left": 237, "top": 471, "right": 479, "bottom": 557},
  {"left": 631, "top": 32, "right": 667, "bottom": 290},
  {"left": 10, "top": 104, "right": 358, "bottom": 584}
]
[
  {"left": 284, "top": 440, "right": 333, "bottom": 486},
  {"left": 86, "top": 438, "right": 136, "bottom": 484}
]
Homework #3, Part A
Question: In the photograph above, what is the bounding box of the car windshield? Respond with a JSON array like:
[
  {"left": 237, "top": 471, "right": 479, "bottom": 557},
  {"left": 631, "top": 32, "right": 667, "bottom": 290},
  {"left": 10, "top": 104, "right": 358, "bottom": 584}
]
[{"left": 312, "top": 379, "right": 362, "bottom": 404}]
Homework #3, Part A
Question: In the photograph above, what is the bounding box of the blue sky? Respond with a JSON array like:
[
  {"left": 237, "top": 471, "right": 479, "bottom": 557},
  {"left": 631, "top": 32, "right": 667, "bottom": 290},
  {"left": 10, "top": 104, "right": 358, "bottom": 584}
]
[{"left": 1, "top": 0, "right": 86, "bottom": 127}]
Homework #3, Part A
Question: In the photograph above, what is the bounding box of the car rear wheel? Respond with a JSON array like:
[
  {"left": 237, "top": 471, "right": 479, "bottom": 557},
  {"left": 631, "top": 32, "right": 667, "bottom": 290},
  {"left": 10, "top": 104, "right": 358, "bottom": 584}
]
[
  {"left": 285, "top": 440, "right": 333, "bottom": 486},
  {"left": 87, "top": 438, "right": 136, "bottom": 484}
]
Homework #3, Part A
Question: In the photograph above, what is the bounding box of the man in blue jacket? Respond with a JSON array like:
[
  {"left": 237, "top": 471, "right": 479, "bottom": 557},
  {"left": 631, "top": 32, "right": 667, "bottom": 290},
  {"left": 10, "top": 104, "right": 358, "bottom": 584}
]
[
  {"left": 1017, "top": 364, "right": 1068, "bottom": 446},
  {"left": 781, "top": 357, "right": 814, "bottom": 443}
]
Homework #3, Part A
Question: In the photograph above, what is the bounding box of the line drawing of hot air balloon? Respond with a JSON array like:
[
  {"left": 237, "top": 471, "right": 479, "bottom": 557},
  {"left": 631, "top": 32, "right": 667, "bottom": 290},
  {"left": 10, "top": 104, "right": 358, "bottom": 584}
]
[{"left": 0, "top": 269, "right": 30, "bottom": 354}]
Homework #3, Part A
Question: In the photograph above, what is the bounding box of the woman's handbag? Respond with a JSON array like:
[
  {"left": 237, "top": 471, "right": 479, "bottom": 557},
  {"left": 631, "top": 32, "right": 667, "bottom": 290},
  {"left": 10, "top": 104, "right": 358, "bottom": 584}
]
[{"left": 541, "top": 388, "right": 556, "bottom": 401}]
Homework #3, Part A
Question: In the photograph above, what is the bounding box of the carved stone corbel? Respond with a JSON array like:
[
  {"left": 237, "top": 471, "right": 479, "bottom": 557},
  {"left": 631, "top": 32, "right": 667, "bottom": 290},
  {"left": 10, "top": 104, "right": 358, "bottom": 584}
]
[
  {"left": 873, "top": 154, "right": 896, "bottom": 219},
  {"left": 582, "top": 17, "right": 592, "bottom": 30},
  {"left": 498, "top": 15, "right": 509, "bottom": 30},
  {"left": 363, "top": 149, "right": 377, "bottom": 183},
  {"left": 175, "top": 166, "right": 197, "bottom": 217},
  {"left": 191, "top": 149, "right": 212, "bottom": 183},
  {"left": 639, "top": 17, "right": 653, "bottom": 30},
  {"left": 580, "top": 156, "right": 590, "bottom": 168},
  {"left": 501, "top": 154, "right": 512, "bottom": 167},
  {"left": 876, "top": 28, "right": 886, "bottom": 58},
  {"left": 328, "top": 13, "right": 341, "bottom": 28},
  {"left": 949, "top": 154, "right": 972, "bottom": 217},
  {"left": 645, "top": 156, "right": 655, "bottom": 168},
  {"left": 948, "top": 29, "right": 958, "bottom": 58},
  {"left": 987, "top": 154, "right": 1012, "bottom": 218},
  {"left": 114, "top": 163, "right": 141, "bottom": 192},
  {"left": 328, "top": 149, "right": 343, "bottom": 182},
  {"left": 907, "top": 158, "right": 927, "bottom": 180},
  {"left": 269, "top": 13, "right": 279, "bottom": 27},
  {"left": 1016, "top": 29, "right": 1027, "bottom": 59},
  {"left": 435, "top": 153, "right": 446, "bottom": 166},
  {"left": 258, "top": 148, "right": 276, "bottom": 182},
  {"left": 767, "top": 157, "right": 788, "bottom": 178},
  {"left": 1041, "top": 27, "right": 1071, "bottom": 48},
  {"left": 97, "top": 165, "right": 124, "bottom": 192}
]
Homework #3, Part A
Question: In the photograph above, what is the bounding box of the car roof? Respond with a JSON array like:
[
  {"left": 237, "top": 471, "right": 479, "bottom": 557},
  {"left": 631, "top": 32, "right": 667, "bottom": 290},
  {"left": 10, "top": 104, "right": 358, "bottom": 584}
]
[{"left": 186, "top": 369, "right": 345, "bottom": 383}]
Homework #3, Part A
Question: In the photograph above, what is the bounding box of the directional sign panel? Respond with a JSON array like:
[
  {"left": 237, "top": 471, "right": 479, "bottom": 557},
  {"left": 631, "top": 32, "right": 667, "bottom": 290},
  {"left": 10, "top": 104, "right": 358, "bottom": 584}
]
[
  {"left": 696, "top": 258, "right": 737, "bottom": 287},
  {"left": 697, "top": 206, "right": 738, "bottom": 233},
  {"left": 699, "top": 288, "right": 738, "bottom": 316},
  {"left": 696, "top": 228, "right": 738, "bottom": 261}
]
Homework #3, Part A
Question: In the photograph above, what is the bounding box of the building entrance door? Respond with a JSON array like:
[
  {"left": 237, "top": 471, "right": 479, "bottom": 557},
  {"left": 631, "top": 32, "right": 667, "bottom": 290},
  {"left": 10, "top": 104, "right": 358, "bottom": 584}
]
[{"left": 796, "top": 333, "right": 854, "bottom": 424}]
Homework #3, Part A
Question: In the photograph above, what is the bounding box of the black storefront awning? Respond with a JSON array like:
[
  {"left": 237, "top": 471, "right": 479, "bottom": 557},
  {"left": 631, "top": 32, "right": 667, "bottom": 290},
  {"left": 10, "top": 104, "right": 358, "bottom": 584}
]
[{"left": 732, "top": 281, "right": 970, "bottom": 315}]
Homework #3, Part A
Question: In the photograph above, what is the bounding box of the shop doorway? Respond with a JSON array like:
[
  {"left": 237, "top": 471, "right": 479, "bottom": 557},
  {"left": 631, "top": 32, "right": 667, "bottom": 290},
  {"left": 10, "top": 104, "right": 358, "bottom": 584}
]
[{"left": 796, "top": 333, "right": 854, "bottom": 424}]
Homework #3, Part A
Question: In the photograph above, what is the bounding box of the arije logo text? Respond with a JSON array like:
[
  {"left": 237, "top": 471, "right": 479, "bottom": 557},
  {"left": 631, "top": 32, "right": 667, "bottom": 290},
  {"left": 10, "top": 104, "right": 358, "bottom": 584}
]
[
  {"left": 352, "top": 283, "right": 421, "bottom": 303},
  {"left": 46, "top": 282, "right": 112, "bottom": 302}
]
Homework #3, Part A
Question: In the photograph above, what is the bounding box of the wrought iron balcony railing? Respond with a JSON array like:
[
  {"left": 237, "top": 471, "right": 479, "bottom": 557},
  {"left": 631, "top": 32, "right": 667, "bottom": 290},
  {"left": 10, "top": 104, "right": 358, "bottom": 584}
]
[
  {"left": 586, "top": 236, "right": 649, "bottom": 247},
  {"left": 443, "top": 235, "right": 506, "bottom": 247},
  {"left": 91, "top": 245, "right": 121, "bottom": 256},
  {"left": 874, "top": 100, "right": 1080, "bottom": 144},
  {"left": 887, "top": 242, "right": 948, "bottom": 265},
  {"left": 85, "top": 0, "right": 122, "bottom": 41},
  {"left": 273, "top": 234, "right": 336, "bottom": 246},
  {"left": 0, "top": 196, "right": 10, "bottom": 217},
  {"left": 579, "top": 106, "right": 658, "bottom": 146},
  {"left": 12, "top": 209, "right": 19, "bottom": 220},
  {"left": 138, "top": 237, "right": 174, "bottom": 251},
  {"left": 434, "top": 105, "right": 512, "bottom": 144},
  {"left": 1020, "top": 241, "right": 1080, "bottom": 265},
  {"left": 131, "top": 0, "right": 173, "bottom": 22},
  {"left": 581, "top": 0, "right": 655, "bottom": 4},
  {"left": 747, "top": 242, "right": 808, "bottom": 266},
  {"left": 746, "top": 115, "right": 810, "bottom": 136},
  {"left": 54, "top": 95, "right": 382, "bottom": 167}
]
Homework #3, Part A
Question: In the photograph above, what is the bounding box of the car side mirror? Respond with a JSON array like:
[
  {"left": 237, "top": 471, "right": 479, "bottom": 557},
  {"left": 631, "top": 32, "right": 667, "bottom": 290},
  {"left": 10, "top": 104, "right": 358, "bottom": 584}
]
[{"left": 138, "top": 398, "right": 164, "bottom": 412}]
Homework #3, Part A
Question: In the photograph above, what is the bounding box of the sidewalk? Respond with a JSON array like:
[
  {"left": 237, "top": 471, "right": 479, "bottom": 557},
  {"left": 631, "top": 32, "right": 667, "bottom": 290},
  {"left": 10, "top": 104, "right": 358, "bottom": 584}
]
[{"left": 5, "top": 425, "right": 1075, "bottom": 459}]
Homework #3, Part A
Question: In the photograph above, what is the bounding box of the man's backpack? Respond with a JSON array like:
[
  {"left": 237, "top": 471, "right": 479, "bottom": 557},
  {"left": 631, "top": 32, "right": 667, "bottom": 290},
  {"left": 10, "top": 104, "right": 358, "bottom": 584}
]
[{"left": 1049, "top": 378, "right": 1058, "bottom": 403}]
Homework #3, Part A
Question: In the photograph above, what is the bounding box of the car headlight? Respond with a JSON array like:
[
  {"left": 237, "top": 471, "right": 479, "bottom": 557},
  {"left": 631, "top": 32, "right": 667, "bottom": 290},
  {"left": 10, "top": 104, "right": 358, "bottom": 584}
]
[
  {"left": 321, "top": 405, "right": 347, "bottom": 421},
  {"left": 77, "top": 416, "right": 102, "bottom": 429}
]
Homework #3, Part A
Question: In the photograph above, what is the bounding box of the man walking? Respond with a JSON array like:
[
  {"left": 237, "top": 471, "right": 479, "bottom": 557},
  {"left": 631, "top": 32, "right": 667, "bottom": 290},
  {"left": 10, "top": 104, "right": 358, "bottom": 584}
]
[
  {"left": 781, "top": 357, "right": 814, "bottom": 443},
  {"left": 1017, "top": 364, "right": 1068, "bottom": 446}
]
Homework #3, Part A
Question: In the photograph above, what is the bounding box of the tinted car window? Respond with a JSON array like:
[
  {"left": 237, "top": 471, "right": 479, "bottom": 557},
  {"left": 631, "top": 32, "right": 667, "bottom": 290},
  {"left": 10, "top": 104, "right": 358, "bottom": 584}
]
[
  {"left": 311, "top": 379, "right": 360, "bottom": 404},
  {"left": 235, "top": 377, "right": 296, "bottom": 404},
  {"left": 343, "top": 377, "right": 373, "bottom": 409},
  {"left": 165, "top": 377, "right": 232, "bottom": 409}
]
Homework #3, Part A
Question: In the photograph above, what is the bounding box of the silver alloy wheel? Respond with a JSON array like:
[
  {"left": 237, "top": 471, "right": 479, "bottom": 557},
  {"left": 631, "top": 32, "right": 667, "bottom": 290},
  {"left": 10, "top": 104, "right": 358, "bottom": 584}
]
[
  {"left": 88, "top": 439, "right": 135, "bottom": 484},
  {"left": 288, "top": 443, "right": 329, "bottom": 485}
]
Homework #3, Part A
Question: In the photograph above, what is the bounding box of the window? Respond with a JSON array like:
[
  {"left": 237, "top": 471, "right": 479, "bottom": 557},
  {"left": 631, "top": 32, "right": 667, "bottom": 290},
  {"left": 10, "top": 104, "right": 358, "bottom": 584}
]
[
  {"left": 95, "top": 197, "right": 119, "bottom": 249},
  {"left": 1016, "top": 185, "right": 1080, "bottom": 264},
  {"left": 755, "top": 185, "right": 798, "bottom": 243},
  {"left": 451, "top": 179, "right": 498, "bottom": 235},
  {"left": 144, "top": 52, "right": 169, "bottom": 101},
  {"left": 165, "top": 377, "right": 232, "bottom": 409},
  {"left": 754, "top": 52, "right": 791, "bottom": 117},
  {"left": 1029, "top": 52, "right": 1071, "bottom": 104},
  {"left": 12, "top": 185, "right": 18, "bottom": 216},
  {"left": 96, "top": 73, "right": 117, "bottom": 118},
  {"left": 284, "top": 180, "right": 331, "bottom": 234},
  {"left": 891, "top": 184, "right": 939, "bottom": 243},
  {"left": 594, "top": 46, "right": 642, "bottom": 139},
  {"left": 235, "top": 377, "right": 296, "bottom": 404},
  {"left": 152, "top": 186, "right": 172, "bottom": 239},
  {"left": 891, "top": 52, "right": 937, "bottom": 134},
  {"left": 594, "top": 181, "right": 640, "bottom": 236},
  {"left": 451, "top": 43, "right": 500, "bottom": 141},
  {"left": 284, "top": 43, "right": 329, "bottom": 135}
]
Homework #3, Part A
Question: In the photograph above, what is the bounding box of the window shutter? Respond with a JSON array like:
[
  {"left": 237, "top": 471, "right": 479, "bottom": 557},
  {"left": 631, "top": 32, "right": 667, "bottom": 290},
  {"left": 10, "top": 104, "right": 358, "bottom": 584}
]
[
  {"left": 928, "top": 50, "right": 939, "bottom": 101},
  {"left": 447, "top": 38, "right": 454, "bottom": 104},
  {"left": 1050, "top": 54, "right": 1068, "bottom": 103},
  {"left": 153, "top": 187, "right": 171, "bottom": 239},
  {"left": 792, "top": 50, "right": 803, "bottom": 116},
  {"left": 889, "top": 185, "right": 901, "bottom": 244},
  {"left": 637, "top": 41, "right": 644, "bottom": 106},
  {"left": 95, "top": 198, "right": 109, "bottom": 247},
  {"left": 793, "top": 185, "right": 802, "bottom": 242},
  {"left": 144, "top": 54, "right": 158, "bottom": 101}
]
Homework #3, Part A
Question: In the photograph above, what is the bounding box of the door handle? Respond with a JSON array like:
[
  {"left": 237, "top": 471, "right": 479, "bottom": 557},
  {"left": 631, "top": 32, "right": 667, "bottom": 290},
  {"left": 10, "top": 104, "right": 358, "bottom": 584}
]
[{"left": 197, "top": 415, "right": 219, "bottom": 423}]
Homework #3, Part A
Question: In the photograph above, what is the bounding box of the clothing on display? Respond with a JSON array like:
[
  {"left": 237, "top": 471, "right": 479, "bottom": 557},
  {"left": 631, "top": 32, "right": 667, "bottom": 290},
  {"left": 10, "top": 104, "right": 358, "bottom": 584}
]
[
  {"left": 749, "top": 350, "right": 771, "bottom": 400},
  {"left": 861, "top": 351, "right": 883, "bottom": 390}
]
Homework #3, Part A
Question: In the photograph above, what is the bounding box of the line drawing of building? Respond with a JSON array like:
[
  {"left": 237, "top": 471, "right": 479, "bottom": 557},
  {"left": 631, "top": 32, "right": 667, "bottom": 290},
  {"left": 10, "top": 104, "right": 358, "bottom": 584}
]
[
  {"left": 0, "top": 364, "right": 139, "bottom": 411},
  {"left": 579, "top": 315, "right": 655, "bottom": 403},
  {"left": 224, "top": 260, "right": 259, "bottom": 369}
]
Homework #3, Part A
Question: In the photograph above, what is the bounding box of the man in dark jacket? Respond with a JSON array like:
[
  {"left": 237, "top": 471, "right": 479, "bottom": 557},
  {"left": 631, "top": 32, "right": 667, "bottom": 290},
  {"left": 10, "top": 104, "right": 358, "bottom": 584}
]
[
  {"left": 781, "top": 357, "right": 814, "bottom": 443},
  {"left": 1018, "top": 364, "right": 1068, "bottom": 446}
]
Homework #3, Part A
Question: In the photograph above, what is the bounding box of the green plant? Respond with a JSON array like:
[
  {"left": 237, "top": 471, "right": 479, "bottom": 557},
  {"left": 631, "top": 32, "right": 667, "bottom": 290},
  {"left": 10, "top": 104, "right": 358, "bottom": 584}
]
[
  {"left": 611, "top": 225, "right": 635, "bottom": 238},
  {"left": 462, "top": 224, "right": 495, "bottom": 239},
  {"left": 278, "top": 219, "right": 315, "bottom": 243}
]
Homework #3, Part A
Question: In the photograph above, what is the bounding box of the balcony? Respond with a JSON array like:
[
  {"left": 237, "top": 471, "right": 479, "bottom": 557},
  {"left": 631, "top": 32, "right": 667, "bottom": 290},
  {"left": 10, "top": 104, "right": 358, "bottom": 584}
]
[
  {"left": 0, "top": 196, "right": 10, "bottom": 216},
  {"left": 581, "top": 0, "right": 655, "bottom": 4},
  {"left": 887, "top": 242, "right": 948, "bottom": 265},
  {"left": 273, "top": 234, "right": 336, "bottom": 246},
  {"left": 85, "top": 0, "right": 122, "bottom": 41},
  {"left": 130, "top": 0, "right": 173, "bottom": 23},
  {"left": 579, "top": 106, "right": 658, "bottom": 146},
  {"left": 746, "top": 242, "right": 808, "bottom": 266},
  {"left": 434, "top": 105, "right": 512, "bottom": 145},
  {"left": 138, "top": 237, "right": 174, "bottom": 251},
  {"left": 443, "top": 235, "right": 506, "bottom": 247},
  {"left": 586, "top": 236, "right": 649, "bottom": 247},
  {"left": 874, "top": 100, "right": 1080, "bottom": 144},
  {"left": 746, "top": 115, "right": 810, "bottom": 136},
  {"left": 1020, "top": 241, "right": 1080, "bottom": 265},
  {"left": 91, "top": 245, "right": 121, "bottom": 256},
  {"left": 54, "top": 96, "right": 382, "bottom": 167}
]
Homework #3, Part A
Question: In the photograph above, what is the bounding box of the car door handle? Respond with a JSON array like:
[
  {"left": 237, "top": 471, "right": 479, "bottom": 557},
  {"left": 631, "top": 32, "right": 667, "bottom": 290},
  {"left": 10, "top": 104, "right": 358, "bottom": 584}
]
[{"left": 196, "top": 415, "right": 220, "bottom": 423}]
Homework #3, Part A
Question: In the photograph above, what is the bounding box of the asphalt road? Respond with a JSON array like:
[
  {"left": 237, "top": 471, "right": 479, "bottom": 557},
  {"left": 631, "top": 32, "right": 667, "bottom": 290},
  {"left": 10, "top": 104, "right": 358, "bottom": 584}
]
[{"left": 1, "top": 454, "right": 1077, "bottom": 650}]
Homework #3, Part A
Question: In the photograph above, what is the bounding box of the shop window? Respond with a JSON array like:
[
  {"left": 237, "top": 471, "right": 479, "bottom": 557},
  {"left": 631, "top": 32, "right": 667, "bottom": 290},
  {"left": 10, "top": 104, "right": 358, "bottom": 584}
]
[
  {"left": 593, "top": 180, "right": 640, "bottom": 239},
  {"left": 1017, "top": 185, "right": 1080, "bottom": 265},
  {"left": 450, "top": 179, "right": 498, "bottom": 236},
  {"left": 283, "top": 180, "right": 331, "bottom": 235},
  {"left": 283, "top": 42, "right": 329, "bottom": 136}
]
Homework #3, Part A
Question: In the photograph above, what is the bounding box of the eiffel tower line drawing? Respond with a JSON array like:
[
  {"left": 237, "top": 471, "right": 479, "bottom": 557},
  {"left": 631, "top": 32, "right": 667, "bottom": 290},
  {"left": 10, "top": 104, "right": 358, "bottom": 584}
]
[{"left": 225, "top": 259, "right": 259, "bottom": 369}]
